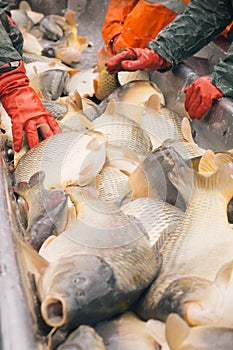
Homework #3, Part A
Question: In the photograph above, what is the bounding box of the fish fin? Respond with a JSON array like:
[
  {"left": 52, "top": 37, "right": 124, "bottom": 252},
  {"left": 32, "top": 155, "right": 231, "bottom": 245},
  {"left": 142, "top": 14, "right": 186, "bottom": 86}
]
[
  {"left": 145, "top": 319, "right": 168, "bottom": 348},
  {"left": 129, "top": 165, "right": 149, "bottom": 198},
  {"left": 169, "top": 161, "right": 233, "bottom": 204},
  {"left": 77, "top": 115, "right": 94, "bottom": 130},
  {"left": 214, "top": 259, "right": 233, "bottom": 288},
  {"left": 28, "top": 171, "right": 45, "bottom": 187},
  {"left": 104, "top": 99, "right": 116, "bottom": 116},
  {"left": 166, "top": 313, "right": 190, "bottom": 348},
  {"left": 214, "top": 152, "right": 233, "bottom": 169},
  {"left": 181, "top": 117, "right": 195, "bottom": 143},
  {"left": 19, "top": 0, "right": 32, "bottom": 11},
  {"left": 143, "top": 93, "right": 161, "bottom": 112},
  {"left": 93, "top": 78, "right": 99, "bottom": 94},
  {"left": 78, "top": 36, "right": 88, "bottom": 45},
  {"left": 74, "top": 90, "right": 83, "bottom": 111},
  {"left": 68, "top": 69, "right": 80, "bottom": 77},
  {"left": 64, "top": 10, "right": 77, "bottom": 27},
  {"left": 198, "top": 150, "right": 216, "bottom": 175},
  {"left": 18, "top": 238, "right": 49, "bottom": 275},
  {"left": 106, "top": 145, "right": 140, "bottom": 174},
  {"left": 25, "top": 20, "right": 31, "bottom": 33}
]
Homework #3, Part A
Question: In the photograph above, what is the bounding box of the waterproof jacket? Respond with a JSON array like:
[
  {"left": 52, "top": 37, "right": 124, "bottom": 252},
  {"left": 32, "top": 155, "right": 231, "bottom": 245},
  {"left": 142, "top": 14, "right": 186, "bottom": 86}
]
[
  {"left": 0, "top": 1, "right": 22, "bottom": 67},
  {"left": 102, "top": 0, "right": 190, "bottom": 53},
  {"left": 148, "top": 0, "right": 233, "bottom": 97}
]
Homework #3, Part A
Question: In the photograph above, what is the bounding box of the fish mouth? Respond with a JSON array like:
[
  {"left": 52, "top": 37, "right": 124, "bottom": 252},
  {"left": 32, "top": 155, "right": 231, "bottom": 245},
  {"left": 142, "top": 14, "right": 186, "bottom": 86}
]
[{"left": 41, "top": 295, "right": 67, "bottom": 327}]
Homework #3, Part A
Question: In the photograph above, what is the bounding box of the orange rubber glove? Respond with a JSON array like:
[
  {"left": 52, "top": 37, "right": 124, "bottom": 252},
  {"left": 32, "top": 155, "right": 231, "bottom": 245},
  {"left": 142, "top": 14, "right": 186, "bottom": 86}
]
[
  {"left": 105, "top": 47, "right": 171, "bottom": 74},
  {"left": 184, "top": 76, "right": 224, "bottom": 120},
  {"left": 0, "top": 60, "right": 61, "bottom": 152}
]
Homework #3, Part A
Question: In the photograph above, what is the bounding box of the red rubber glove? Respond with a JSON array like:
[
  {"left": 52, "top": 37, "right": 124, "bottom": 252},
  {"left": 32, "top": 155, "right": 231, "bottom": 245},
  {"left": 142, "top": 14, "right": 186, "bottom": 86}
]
[
  {"left": 0, "top": 60, "right": 61, "bottom": 152},
  {"left": 105, "top": 47, "right": 171, "bottom": 74},
  {"left": 184, "top": 75, "right": 224, "bottom": 120}
]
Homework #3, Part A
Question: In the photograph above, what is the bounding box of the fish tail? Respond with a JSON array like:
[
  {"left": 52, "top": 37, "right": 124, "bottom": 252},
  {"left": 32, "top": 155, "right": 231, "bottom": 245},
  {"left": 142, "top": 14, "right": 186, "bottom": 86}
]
[{"left": 169, "top": 161, "right": 233, "bottom": 203}]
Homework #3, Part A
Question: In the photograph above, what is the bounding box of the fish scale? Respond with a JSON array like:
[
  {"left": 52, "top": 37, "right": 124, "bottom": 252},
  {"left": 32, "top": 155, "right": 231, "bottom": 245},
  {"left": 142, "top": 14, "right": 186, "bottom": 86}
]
[
  {"left": 93, "top": 112, "right": 152, "bottom": 157},
  {"left": 14, "top": 130, "right": 107, "bottom": 189},
  {"left": 136, "top": 162, "right": 233, "bottom": 321},
  {"left": 121, "top": 198, "right": 184, "bottom": 249}
]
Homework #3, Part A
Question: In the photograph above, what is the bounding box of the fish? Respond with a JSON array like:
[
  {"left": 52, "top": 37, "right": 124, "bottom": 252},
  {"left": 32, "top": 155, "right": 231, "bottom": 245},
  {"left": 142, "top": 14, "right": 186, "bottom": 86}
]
[
  {"left": 94, "top": 311, "right": 162, "bottom": 350},
  {"left": 147, "top": 313, "right": 233, "bottom": 350},
  {"left": 105, "top": 144, "right": 141, "bottom": 174},
  {"left": 128, "top": 145, "right": 189, "bottom": 209},
  {"left": 117, "top": 69, "right": 150, "bottom": 86},
  {"left": 90, "top": 166, "right": 131, "bottom": 202},
  {"left": 14, "top": 130, "right": 107, "bottom": 190},
  {"left": 101, "top": 80, "right": 165, "bottom": 111},
  {"left": 91, "top": 47, "right": 120, "bottom": 102},
  {"left": 22, "top": 52, "right": 63, "bottom": 64},
  {"left": 42, "top": 94, "right": 100, "bottom": 124},
  {"left": 99, "top": 80, "right": 165, "bottom": 123},
  {"left": 29, "top": 68, "right": 70, "bottom": 100},
  {"left": 39, "top": 15, "right": 64, "bottom": 41},
  {"left": 139, "top": 101, "right": 185, "bottom": 150},
  {"left": 11, "top": 1, "right": 44, "bottom": 29},
  {"left": 67, "top": 68, "right": 99, "bottom": 98},
  {"left": 57, "top": 325, "right": 105, "bottom": 350},
  {"left": 42, "top": 11, "right": 88, "bottom": 66},
  {"left": 13, "top": 171, "right": 68, "bottom": 251},
  {"left": 42, "top": 99, "right": 69, "bottom": 121},
  {"left": 92, "top": 99, "right": 152, "bottom": 158},
  {"left": 58, "top": 90, "right": 94, "bottom": 132},
  {"left": 20, "top": 26, "right": 43, "bottom": 55},
  {"left": 19, "top": 186, "right": 162, "bottom": 331},
  {"left": 121, "top": 198, "right": 184, "bottom": 249},
  {"left": 25, "top": 59, "right": 76, "bottom": 78},
  {"left": 135, "top": 159, "right": 233, "bottom": 323}
]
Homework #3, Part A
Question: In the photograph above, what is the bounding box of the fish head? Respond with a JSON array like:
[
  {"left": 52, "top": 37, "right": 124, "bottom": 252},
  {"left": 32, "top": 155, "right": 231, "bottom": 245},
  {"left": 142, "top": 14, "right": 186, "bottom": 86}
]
[{"left": 39, "top": 254, "right": 118, "bottom": 329}]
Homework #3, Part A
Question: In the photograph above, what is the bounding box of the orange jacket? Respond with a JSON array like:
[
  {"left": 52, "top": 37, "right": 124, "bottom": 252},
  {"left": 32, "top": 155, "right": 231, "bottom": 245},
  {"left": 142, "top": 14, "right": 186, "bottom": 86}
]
[{"left": 102, "top": 0, "right": 190, "bottom": 53}]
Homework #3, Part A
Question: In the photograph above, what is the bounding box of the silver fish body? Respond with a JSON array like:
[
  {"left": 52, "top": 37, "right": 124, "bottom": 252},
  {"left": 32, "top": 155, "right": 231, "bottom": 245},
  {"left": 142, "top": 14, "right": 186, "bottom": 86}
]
[
  {"left": 28, "top": 189, "right": 162, "bottom": 331},
  {"left": 14, "top": 130, "right": 107, "bottom": 190},
  {"left": 136, "top": 162, "right": 233, "bottom": 323}
]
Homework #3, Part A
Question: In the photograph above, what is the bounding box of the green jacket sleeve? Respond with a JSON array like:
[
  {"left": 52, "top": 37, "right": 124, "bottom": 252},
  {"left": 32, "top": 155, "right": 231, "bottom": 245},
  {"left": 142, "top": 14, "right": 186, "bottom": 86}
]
[
  {"left": 210, "top": 42, "right": 233, "bottom": 97},
  {"left": 147, "top": 0, "right": 233, "bottom": 68}
]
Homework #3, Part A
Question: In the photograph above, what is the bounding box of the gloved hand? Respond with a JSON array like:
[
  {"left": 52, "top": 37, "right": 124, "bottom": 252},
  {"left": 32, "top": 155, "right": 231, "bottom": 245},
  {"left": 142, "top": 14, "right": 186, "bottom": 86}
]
[
  {"left": 0, "top": 60, "right": 61, "bottom": 152},
  {"left": 105, "top": 47, "right": 171, "bottom": 74},
  {"left": 184, "top": 75, "right": 224, "bottom": 120}
]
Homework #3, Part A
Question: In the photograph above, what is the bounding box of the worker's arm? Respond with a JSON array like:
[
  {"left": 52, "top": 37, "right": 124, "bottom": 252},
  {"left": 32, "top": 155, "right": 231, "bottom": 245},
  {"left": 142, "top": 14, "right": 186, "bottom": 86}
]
[
  {"left": 148, "top": 0, "right": 233, "bottom": 70},
  {"left": 0, "top": 12, "right": 61, "bottom": 151},
  {"left": 102, "top": 0, "right": 139, "bottom": 53}
]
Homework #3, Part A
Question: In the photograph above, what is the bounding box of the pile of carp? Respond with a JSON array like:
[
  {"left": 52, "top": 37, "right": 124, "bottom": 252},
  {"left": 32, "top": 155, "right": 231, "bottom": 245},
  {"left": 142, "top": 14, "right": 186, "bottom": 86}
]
[{"left": 1, "top": 2, "right": 233, "bottom": 349}]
